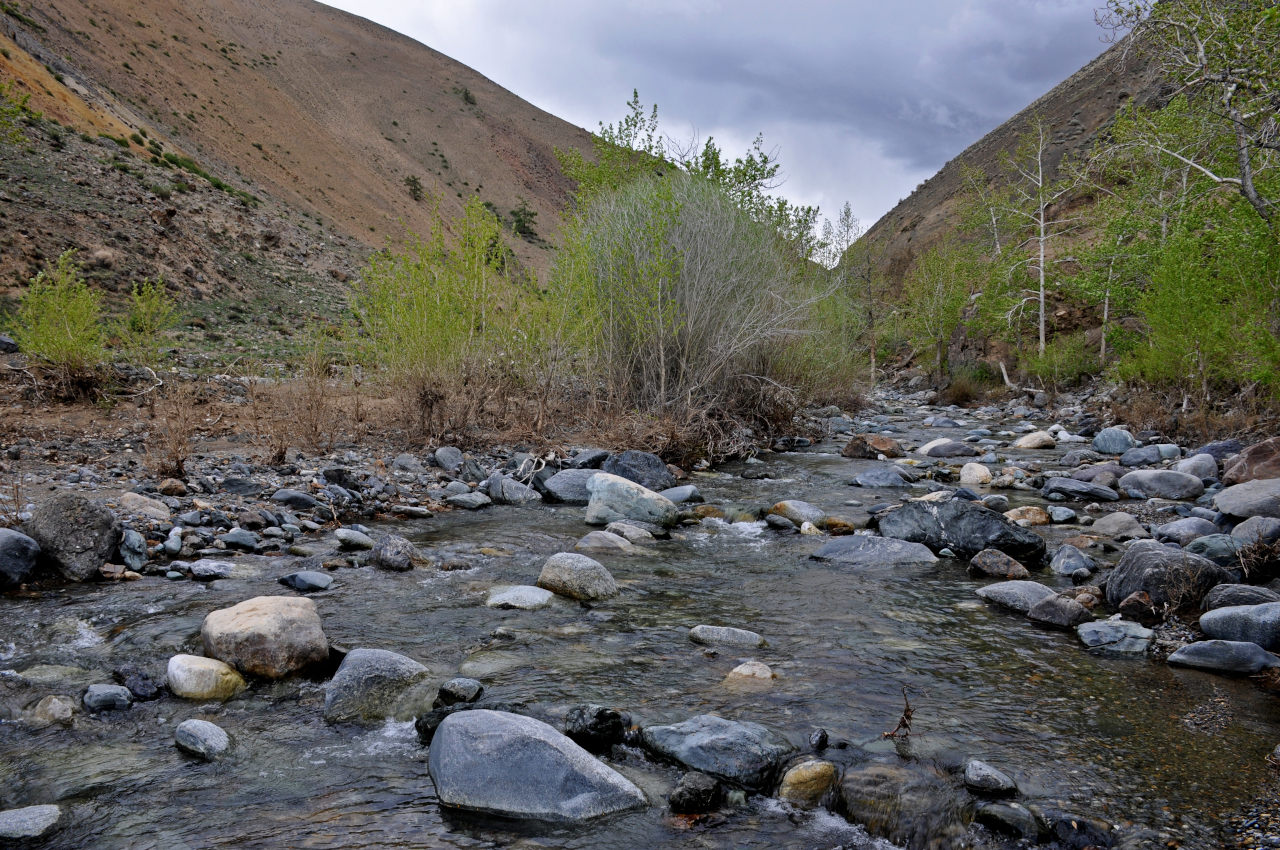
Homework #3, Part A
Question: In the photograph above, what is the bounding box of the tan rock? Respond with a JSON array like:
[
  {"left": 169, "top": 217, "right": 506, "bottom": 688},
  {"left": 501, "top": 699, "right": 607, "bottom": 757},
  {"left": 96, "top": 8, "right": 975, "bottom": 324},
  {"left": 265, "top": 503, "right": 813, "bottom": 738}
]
[
  {"left": 201, "top": 596, "right": 329, "bottom": 678},
  {"left": 842, "top": 434, "right": 903, "bottom": 459},
  {"left": 1013, "top": 430, "right": 1056, "bottom": 450},
  {"left": 778, "top": 759, "right": 838, "bottom": 808},
  {"left": 167, "top": 654, "right": 247, "bottom": 700},
  {"left": 726, "top": 660, "right": 773, "bottom": 681},
  {"left": 26, "top": 694, "right": 75, "bottom": 728},
  {"left": 1223, "top": 436, "right": 1280, "bottom": 485},
  {"left": 959, "top": 463, "right": 992, "bottom": 485},
  {"left": 1004, "top": 506, "right": 1050, "bottom": 526},
  {"left": 158, "top": 478, "right": 188, "bottom": 497},
  {"left": 118, "top": 491, "right": 171, "bottom": 521}
]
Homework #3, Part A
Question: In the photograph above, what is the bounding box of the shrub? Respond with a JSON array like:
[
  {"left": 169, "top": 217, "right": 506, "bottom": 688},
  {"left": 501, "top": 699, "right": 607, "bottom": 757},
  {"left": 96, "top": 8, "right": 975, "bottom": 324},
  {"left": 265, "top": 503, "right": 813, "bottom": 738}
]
[
  {"left": 510, "top": 197, "right": 537, "bottom": 238},
  {"left": 10, "top": 250, "right": 107, "bottom": 393},
  {"left": 0, "top": 81, "right": 28, "bottom": 145},
  {"left": 1024, "top": 332, "right": 1101, "bottom": 389},
  {"left": 115, "top": 277, "right": 178, "bottom": 366}
]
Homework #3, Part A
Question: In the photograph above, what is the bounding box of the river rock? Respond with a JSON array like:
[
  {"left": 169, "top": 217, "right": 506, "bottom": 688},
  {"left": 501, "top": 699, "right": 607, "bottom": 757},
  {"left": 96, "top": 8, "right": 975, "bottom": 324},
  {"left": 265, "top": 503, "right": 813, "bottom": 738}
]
[
  {"left": 1027, "top": 594, "right": 1093, "bottom": 629},
  {"left": 1154, "top": 517, "right": 1219, "bottom": 546},
  {"left": 975, "top": 802, "right": 1038, "bottom": 839},
  {"left": 1174, "top": 453, "right": 1219, "bottom": 480},
  {"left": 175, "top": 718, "right": 231, "bottom": 760},
  {"left": 1222, "top": 436, "right": 1280, "bottom": 485},
  {"left": 843, "top": 434, "right": 903, "bottom": 459},
  {"left": 186, "top": 559, "right": 233, "bottom": 581},
  {"left": 602, "top": 450, "right": 676, "bottom": 492},
  {"left": 83, "top": 683, "right": 132, "bottom": 711},
  {"left": 968, "top": 549, "right": 1030, "bottom": 579},
  {"left": 1214, "top": 478, "right": 1280, "bottom": 519},
  {"left": 575, "top": 530, "right": 634, "bottom": 554},
  {"left": 960, "top": 463, "right": 992, "bottom": 485},
  {"left": 1004, "top": 506, "right": 1050, "bottom": 526},
  {"left": 1049, "top": 544, "right": 1095, "bottom": 576},
  {"left": 369, "top": 534, "right": 427, "bottom": 571},
  {"left": 1203, "top": 584, "right": 1280, "bottom": 610},
  {"left": 166, "top": 654, "right": 247, "bottom": 700},
  {"left": 1013, "top": 431, "right": 1055, "bottom": 450},
  {"left": 1093, "top": 427, "right": 1137, "bottom": 454},
  {"left": 976, "top": 580, "right": 1056, "bottom": 614},
  {"left": 669, "top": 772, "right": 723, "bottom": 813},
  {"left": 1199, "top": 602, "right": 1280, "bottom": 650},
  {"left": 429, "top": 709, "right": 646, "bottom": 822},
  {"left": 434, "top": 446, "right": 464, "bottom": 473},
  {"left": 689, "top": 624, "right": 764, "bottom": 648},
  {"left": 271, "top": 488, "right": 318, "bottom": 510},
  {"left": 1077, "top": 619, "right": 1153, "bottom": 653},
  {"left": 770, "top": 500, "right": 826, "bottom": 526},
  {"left": 876, "top": 497, "right": 1046, "bottom": 562},
  {"left": 585, "top": 472, "right": 678, "bottom": 528},
  {"left": 537, "top": 553, "right": 617, "bottom": 601},
  {"left": 853, "top": 466, "right": 910, "bottom": 488},
  {"left": 487, "top": 585, "right": 554, "bottom": 610},
  {"left": 334, "top": 527, "right": 375, "bottom": 551},
  {"left": 1105, "top": 540, "right": 1230, "bottom": 613},
  {"left": 964, "top": 759, "right": 1017, "bottom": 795},
  {"left": 1185, "top": 533, "right": 1244, "bottom": 565},
  {"left": 279, "top": 570, "right": 333, "bottom": 592},
  {"left": 810, "top": 535, "right": 938, "bottom": 568},
  {"left": 0, "top": 805, "right": 62, "bottom": 841},
  {"left": 323, "top": 648, "right": 428, "bottom": 723},
  {"left": 1118, "top": 470, "right": 1205, "bottom": 501},
  {"left": 445, "top": 491, "right": 492, "bottom": 510},
  {"left": 218, "top": 528, "right": 258, "bottom": 552},
  {"left": 1042, "top": 477, "right": 1120, "bottom": 502},
  {"left": 640, "top": 714, "right": 793, "bottom": 789},
  {"left": 119, "top": 491, "right": 171, "bottom": 521},
  {"left": 564, "top": 704, "right": 629, "bottom": 751},
  {"left": 487, "top": 475, "right": 542, "bottom": 505},
  {"left": 435, "top": 678, "right": 484, "bottom": 708},
  {"left": 23, "top": 492, "right": 121, "bottom": 582},
  {"left": 1169, "top": 640, "right": 1280, "bottom": 674},
  {"left": 1232, "top": 516, "right": 1280, "bottom": 545},
  {"left": 1092, "top": 511, "right": 1151, "bottom": 540},
  {"left": 838, "top": 762, "right": 966, "bottom": 848},
  {"left": 778, "top": 759, "right": 838, "bottom": 808},
  {"left": 201, "top": 596, "right": 329, "bottom": 678},
  {"left": 918, "top": 439, "right": 977, "bottom": 458},
  {"left": 605, "top": 521, "right": 656, "bottom": 544},
  {"left": 117, "top": 528, "right": 147, "bottom": 572},
  {"left": 542, "top": 469, "right": 597, "bottom": 504},
  {"left": 1119, "top": 445, "right": 1162, "bottom": 467},
  {"left": 659, "top": 485, "right": 701, "bottom": 504},
  {"left": 0, "top": 528, "right": 40, "bottom": 587}
]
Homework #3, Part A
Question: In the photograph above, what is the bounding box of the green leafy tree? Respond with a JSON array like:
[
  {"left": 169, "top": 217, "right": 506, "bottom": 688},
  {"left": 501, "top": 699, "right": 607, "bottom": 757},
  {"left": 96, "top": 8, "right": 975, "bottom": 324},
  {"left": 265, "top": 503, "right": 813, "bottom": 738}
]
[
  {"left": 115, "top": 277, "right": 179, "bottom": 367},
  {"left": 404, "top": 174, "right": 424, "bottom": 202},
  {"left": 510, "top": 197, "right": 537, "bottom": 237},
  {"left": 902, "top": 240, "right": 981, "bottom": 386},
  {"left": 10, "top": 250, "right": 106, "bottom": 392}
]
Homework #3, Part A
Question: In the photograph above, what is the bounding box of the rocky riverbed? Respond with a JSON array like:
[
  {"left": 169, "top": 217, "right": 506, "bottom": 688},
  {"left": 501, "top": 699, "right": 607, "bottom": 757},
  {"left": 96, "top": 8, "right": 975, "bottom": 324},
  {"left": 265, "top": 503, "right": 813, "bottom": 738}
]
[{"left": 2, "top": 388, "right": 1279, "bottom": 849}]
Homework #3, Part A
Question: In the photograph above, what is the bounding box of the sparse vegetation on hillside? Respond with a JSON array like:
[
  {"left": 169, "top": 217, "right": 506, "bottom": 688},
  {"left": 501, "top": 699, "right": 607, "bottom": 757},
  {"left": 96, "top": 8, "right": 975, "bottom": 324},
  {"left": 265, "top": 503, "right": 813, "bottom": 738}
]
[{"left": 9, "top": 250, "right": 107, "bottom": 395}]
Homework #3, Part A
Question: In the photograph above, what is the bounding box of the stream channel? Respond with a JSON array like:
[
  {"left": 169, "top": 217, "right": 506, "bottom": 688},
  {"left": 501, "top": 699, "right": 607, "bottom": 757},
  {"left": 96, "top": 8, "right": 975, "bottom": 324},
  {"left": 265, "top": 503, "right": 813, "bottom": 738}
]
[{"left": 2, "top": 420, "right": 1278, "bottom": 848}]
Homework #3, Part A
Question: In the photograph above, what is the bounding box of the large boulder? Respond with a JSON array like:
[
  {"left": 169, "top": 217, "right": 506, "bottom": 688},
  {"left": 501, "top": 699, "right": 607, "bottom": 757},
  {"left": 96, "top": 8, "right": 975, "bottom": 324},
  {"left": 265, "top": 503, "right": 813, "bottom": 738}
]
[
  {"left": 1027, "top": 594, "right": 1093, "bottom": 630},
  {"left": 640, "top": 714, "right": 793, "bottom": 790},
  {"left": 852, "top": 466, "right": 910, "bottom": 488},
  {"left": 842, "top": 434, "right": 903, "bottom": 459},
  {"left": 975, "top": 580, "right": 1056, "bottom": 614},
  {"left": 1232, "top": 516, "right": 1280, "bottom": 546},
  {"left": 428, "top": 709, "right": 646, "bottom": 822},
  {"left": 809, "top": 535, "right": 938, "bottom": 568},
  {"left": 1077, "top": 619, "right": 1153, "bottom": 653},
  {"left": 1173, "top": 453, "right": 1219, "bottom": 480},
  {"left": 769, "top": 500, "right": 826, "bottom": 526},
  {"left": 584, "top": 473, "right": 678, "bottom": 528},
  {"left": 1092, "top": 511, "right": 1151, "bottom": 540},
  {"left": 1041, "top": 477, "right": 1120, "bottom": 502},
  {"left": 1214, "top": 478, "right": 1280, "bottom": 519},
  {"left": 1202, "top": 584, "right": 1280, "bottom": 610},
  {"left": 876, "top": 498, "right": 1046, "bottom": 562},
  {"left": 1092, "top": 427, "right": 1137, "bottom": 454},
  {"left": 1222, "top": 436, "right": 1280, "bottom": 485},
  {"left": 23, "top": 492, "right": 121, "bottom": 581},
  {"left": 1117, "top": 470, "right": 1204, "bottom": 501},
  {"left": 369, "top": 535, "right": 429, "bottom": 572},
  {"left": 1167, "top": 640, "right": 1280, "bottom": 674},
  {"left": 917, "top": 439, "right": 977, "bottom": 458},
  {"left": 968, "top": 549, "right": 1030, "bottom": 580},
  {"left": 602, "top": 450, "right": 676, "bottom": 492},
  {"left": 323, "top": 648, "right": 429, "bottom": 723},
  {"left": 201, "top": 596, "right": 329, "bottom": 678},
  {"left": 0, "top": 528, "right": 40, "bottom": 588},
  {"left": 486, "top": 475, "right": 543, "bottom": 505},
  {"left": 1199, "top": 602, "right": 1280, "bottom": 650},
  {"left": 542, "top": 469, "right": 597, "bottom": 505},
  {"left": 1104, "top": 540, "right": 1230, "bottom": 612},
  {"left": 536, "top": 553, "right": 618, "bottom": 601},
  {"left": 837, "top": 762, "right": 967, "bottom": 848},
  {"left": 1153, "top": 517, "right": 1219, "bottom": 546}
]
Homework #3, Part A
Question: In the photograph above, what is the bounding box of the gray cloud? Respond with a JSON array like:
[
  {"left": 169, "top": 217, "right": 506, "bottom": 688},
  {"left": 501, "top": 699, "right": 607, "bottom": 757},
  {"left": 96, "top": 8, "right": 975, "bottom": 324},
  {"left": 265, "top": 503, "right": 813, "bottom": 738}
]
[{"left": 322, "top": 0, "right": 1106, "bottom": 227}]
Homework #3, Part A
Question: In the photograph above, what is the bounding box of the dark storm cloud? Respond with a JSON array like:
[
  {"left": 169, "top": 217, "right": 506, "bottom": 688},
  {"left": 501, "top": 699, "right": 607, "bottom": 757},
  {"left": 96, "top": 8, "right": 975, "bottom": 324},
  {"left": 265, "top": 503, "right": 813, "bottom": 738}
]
[{"left": 322, "top": 0, "right": 1109, "bottom": 224}]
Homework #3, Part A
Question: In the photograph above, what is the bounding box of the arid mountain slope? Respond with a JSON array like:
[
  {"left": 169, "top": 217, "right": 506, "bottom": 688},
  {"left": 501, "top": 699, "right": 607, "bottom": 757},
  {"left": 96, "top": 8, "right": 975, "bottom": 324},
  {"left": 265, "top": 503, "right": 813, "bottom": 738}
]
[
  {"left": 864, "top": 38, "right": 1164, "bottom": 281},
  {"left": 1, "top": 0, "right": 593, "bottom": 277}
]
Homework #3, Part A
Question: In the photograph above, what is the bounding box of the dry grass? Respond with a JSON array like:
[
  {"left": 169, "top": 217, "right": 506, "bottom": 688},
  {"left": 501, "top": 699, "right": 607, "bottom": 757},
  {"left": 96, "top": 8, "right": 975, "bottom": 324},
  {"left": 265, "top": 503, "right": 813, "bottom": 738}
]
[
  {"left": 1113, "top": 384, "right": 1280, "bottom": 442},
  {"left": 149, "top": 383, "right": 201, "bottom": 477}
]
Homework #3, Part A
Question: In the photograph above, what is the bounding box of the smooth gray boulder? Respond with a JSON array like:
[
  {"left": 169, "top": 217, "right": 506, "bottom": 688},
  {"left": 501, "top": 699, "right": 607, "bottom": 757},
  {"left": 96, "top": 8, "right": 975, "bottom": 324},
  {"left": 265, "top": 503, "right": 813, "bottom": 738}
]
[
  {"left": 487, "top": 475, "right": 542, "bottom": 505},
  {"left": 585, "top": 472, "right": 678, "bottom": 528},
  {"left": 963, "top": 760, "right": 1017, "bottom": 796},
  {"left": 334, "top": 527, "right": 375, "bottom": 551},
  {"left": 876, "top": 498, "right": 1046, "bottom": 562},
  {"left": 1202, "top": 584, "right": 1280, "bottom": 610},
  {"left": 640, "top": 714, "right": 793, "bottom": 789},
  {"left": 1214, "top": 478, "right": 1280, "bottom": 519},
  {"left": 0, "top": 527, "right": 40, "bottom": 587},
  {"left": 175, "top": 718, "right": 231, "bottom": 760},
  {"left": 542, "top": 469, "right": 597, "bottom": 505},
  {"left": 660, "top": 485, "right": 702, "bottom": 504},
  {"left": 429, "top": 709, "right": 646, "bottom": 821},
  {"left": 975, "top": 581, "right": 1056, "bottom": 614},
  {"left": 1154, "top": 517, "right": 1219, "bottom": 546},
  {"left": 1119, "top": 445, "right": 1162, "bottom": 467},
  {"left": 602, "top": 450, "right": 676, "bottom": 492},
  {"left": 1173, "top": 453, "right": 1218, "bottom": 480},
  {"left": 853, "top": 467, "right": 910, "bottom": 488},
  {"left": 537, "top": 553, "right": 618, "bottom": 601},
  {"left": 1092, "top": 511, "right": 1151, "bottom": 540},
  {"left": 369, "top": 534, "right": 427, "bottom": 572},
  {"left": 486, "top": 585, "right": 554, "bottom": 610},
  {"left": 1076, "top": 620, "right": 1153, "bottom": 653},
  {"left": 1027, "top": 594, "right": 1092, "bottom": 630},
  {"left": 279, "top": 570, "right": 333, "bottom": 592},
  {"left": 83, "top": 683, "right": 133, "bottom": 711},
  {"left": 1167, "top": 640, "right": 1280, "bottom": 674},
  {"left": 0, "top": 804, "right": 62, "bottom": 841},
  {"left": 1232, "top": 516, "right": 1280, "bottom": 545},
  {"left": 1105, "top": 540, "right": 1229, "bottom": 612},
  {"left": 24, "top": 492, "right": 121, "bottom": 581},
  {"left": 445, "top": 491, "right": 492, "bottom": 510},
  {"left": 1185, "top": 533, "right": 1244, "bottom": 565},
  {"left": 769, "top": 500, "right": 826, "bottom": 526},
  {"left": 1093, "top": 427, "right": 1137, "bottom": 454},
  {"left": 688, "top": 625, "right": 764, "bottom": 648},
  {"left": 117, "top": 528, "right": 147, "bottom": 572},
  {"left": 1049, "top": 544, "right": 1095, "bottom": 576},
  {"left": 272, "top": 488, "right": 318, "bottom": 510},
  {"left": 1042, "top": 477, "right": 1120, "bottom": 502},
  {"left": 323, "top": 648, "right": 429, "bottom": 724},
  {"left": 1118, "top": 470, "right": 1204, "bottom": 501},
  {"left": 1199, "top": 602, "right": 1280, "bottom": 650},
  {"left": 434, "top": 446, "right": 464, "bottom": 474},
  {"left": 919, "top": 439, "right": 978, "bottom": 458},
  {"left": 809, "top": 535, "right": 938, "bottom": 568}
]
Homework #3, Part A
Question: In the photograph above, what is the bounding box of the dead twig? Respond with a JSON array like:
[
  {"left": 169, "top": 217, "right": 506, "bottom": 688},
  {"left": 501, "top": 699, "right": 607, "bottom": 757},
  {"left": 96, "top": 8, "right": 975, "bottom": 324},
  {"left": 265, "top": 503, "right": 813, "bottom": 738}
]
[{"left": 882, "top": 686, "right": 915, "bottom": 739}]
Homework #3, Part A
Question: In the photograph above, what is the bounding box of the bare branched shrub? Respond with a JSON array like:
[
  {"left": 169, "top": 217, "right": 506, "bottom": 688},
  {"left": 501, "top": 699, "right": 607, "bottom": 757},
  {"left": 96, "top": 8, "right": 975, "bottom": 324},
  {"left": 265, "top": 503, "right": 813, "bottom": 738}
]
[{"left": 151, "top": 382, "right": 200, "bottom": 477}]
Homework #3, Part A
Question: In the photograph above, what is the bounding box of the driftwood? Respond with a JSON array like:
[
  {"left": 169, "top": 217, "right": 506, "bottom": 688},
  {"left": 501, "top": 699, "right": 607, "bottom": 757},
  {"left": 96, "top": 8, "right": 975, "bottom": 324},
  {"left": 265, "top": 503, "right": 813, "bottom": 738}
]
[
  {"left": 998, "top": 361, "right": 1039, "bottom": 397},
  {"left": 882, "top": 686, "right": 915, "bottom": 739}
]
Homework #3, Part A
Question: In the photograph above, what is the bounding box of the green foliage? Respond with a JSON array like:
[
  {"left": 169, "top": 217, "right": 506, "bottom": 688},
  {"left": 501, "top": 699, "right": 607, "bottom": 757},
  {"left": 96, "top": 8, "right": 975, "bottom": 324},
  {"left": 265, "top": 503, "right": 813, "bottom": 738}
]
[
  {"left": 901, "top": 240, "right": 982, "bottom": 384},
  {"left": 510, "top": 197, "right": 537, "bottom": 238},
  {"left": 10, "top": 250, "right": 107, "bottom": 390},
  {"left": 452, "top": 86, "right": 477, "bottom": 106},
  {"left": 0, "top": 81, "right": 29, "bottom": 145},
  {"left": 161, "top": 152, "right": 259, "bottom": 204},
  {"left": 1023, "top": 332, "right": 1100, "bottom": 388},
  {"left": 404, "top": 174, "right": 423, "bottom": 202},
  {"left": 556, "top": 90, "right": 666, "bottom": 202},
  {"left": 115, "top": 277, "right": 178, "bottom": 366}
]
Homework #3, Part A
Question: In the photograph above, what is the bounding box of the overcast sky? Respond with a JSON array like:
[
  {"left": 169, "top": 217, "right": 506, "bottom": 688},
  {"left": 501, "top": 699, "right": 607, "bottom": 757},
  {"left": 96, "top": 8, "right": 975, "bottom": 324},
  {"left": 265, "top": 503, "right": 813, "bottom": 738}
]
[{"left": 321, "top": 1, "right": 1110, "bottom": 230}]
